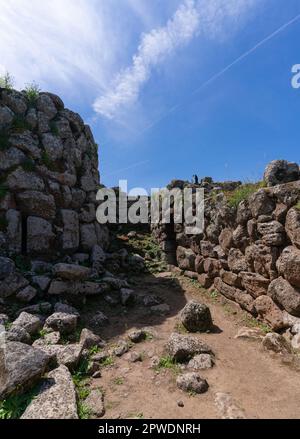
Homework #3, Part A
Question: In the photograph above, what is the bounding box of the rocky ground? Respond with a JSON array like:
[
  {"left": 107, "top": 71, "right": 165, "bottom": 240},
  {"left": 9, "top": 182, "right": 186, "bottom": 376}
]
[{"left": 1, "top": 232, "right": 299, "bottom": 420}]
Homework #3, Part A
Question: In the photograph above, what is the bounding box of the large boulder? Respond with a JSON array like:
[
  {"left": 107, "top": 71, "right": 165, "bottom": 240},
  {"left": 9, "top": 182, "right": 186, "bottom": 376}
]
[
  {"left": 27, "top": 217, "right": 55, "bottom": 254},
  {"left": 268, "top": 277, "right": 300, "bottom": 317},
  {"left": 264, "top": 160, "right": 299, "bottom": 187},
  {"left": 84, "top": 389, "right": 105, "bottom": 418},
  {"left": 249, "top": 189, "right": 275, "bottom": 218},
  {"left": 261, "top": 333, "right": 291, "bottom": 354},
  {"left": 21, "top": 365, "right": 78, "bottom": 419},
  {"left": 44, "top": 312, "right": 78, "bottom": 334},
  {"left": 245, "top": 244, "right": 278, "bottom": 279},
  {"left": 180, "top": 301, "right": 213, "bottom": 332},
  {"left": 166, "top": 333, "right": 213, "bottom": 362},
  {"left": 253, "top": 295, "right": 285, "bottom": 331},
  {"left": 16, "top": 191, "right": 56, "bottom": 220},
  {"left": 277, "top": 246, "right": 300, "bottom": 288},
  {"left": 0, "top": 342, "right": 51, "bottom": 399},
  {"left": 176, "top": 246, "right": 196, "bottom": 271},
  {"left": 285, "top": 208, "right": 300, "bottom": 249},
  {"left": 176, "top": 373, "right": 209, "bottom": 394},
  {"left": 257, "top": 220, "right": 286, "bottom": 246},
  {"left": 227, "top": 249, "right": 248, "bottom": 273},
  {"left": 240, "top": 272, "right": 270, "bottom": 298},
  {"left": 214, "top": 277, "right": 255, "bottom": 314},
  {"left": 12, "top": 312, "right": 43, "bottom": 335},
  {"left": 53, "top": 263, "right": 91, "bottom": 281},
  {"left": 33, "top": 343, "right": 83, "bottom": 370}
]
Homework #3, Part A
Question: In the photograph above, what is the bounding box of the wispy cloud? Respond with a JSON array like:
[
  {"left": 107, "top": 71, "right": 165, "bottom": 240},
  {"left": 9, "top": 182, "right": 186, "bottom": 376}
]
[
  {"left": 0, "top": 0, "right": 138, "bottom": 95},
  {"left": 93, "top": 0, "right": 258, "bottom": 119},
  {"left": 93, "top": 0, "right": 200, "bottom": 118}
]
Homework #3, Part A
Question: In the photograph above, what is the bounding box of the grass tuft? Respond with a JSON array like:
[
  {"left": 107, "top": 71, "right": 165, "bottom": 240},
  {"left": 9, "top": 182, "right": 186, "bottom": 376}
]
[
  {"left": 0, "top": 72, "right": 14, "bottom": 90},
  {"left": 226, "top": 181, "right": 265, "bottom": 208},
  {"left": 155, "top": 355, "right": 180, "bottom": 374},
  {"left": 24, "top": 82, "right": 40, "bottom": 106}
]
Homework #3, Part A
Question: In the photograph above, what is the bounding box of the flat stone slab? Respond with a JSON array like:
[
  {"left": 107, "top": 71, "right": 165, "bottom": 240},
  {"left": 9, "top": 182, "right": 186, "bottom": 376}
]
[
  {"left": 21, "top": 365, "right": 78, "bottom": 419},
  {"left": 0, "top": 341, "right": 51, "bottom": 399}
]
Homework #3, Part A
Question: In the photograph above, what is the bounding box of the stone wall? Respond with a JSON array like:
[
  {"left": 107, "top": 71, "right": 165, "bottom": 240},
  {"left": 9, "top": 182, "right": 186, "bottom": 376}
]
[
  {"left": 153, "top": 161, "right": 300, "bottom": 335},
  {"left": 0, "top": 88, "right": 109, "bottom": 259}
]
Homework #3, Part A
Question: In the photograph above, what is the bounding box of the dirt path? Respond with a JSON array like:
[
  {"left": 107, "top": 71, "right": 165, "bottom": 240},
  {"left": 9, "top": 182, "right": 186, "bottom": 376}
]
[{"left": 84, "top": 272, "right": 300, "bottom": 419}]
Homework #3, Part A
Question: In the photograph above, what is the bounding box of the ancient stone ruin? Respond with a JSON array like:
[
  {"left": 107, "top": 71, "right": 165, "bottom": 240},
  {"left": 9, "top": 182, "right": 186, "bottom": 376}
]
[
  {"left": 153, "top": 160, "right": 300, "bottom": 334},
  {"left": 0, "top": 88, "right": 109, "bottom": 260},
  {"left": 1, "top": 87, "right": 300, "bottom": 419}
]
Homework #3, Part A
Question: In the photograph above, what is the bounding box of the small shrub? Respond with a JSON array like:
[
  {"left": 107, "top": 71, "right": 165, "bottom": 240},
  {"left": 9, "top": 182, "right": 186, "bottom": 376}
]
[
  {"left": 155, "top": 355, "right": 180, "bottom": 373},
  {"left": 0, "top": 389, "right": 38, "bottom": 419},
  {"left": 0, "top": 72, "right": 14, "bottom": 90},
  {"left": 21, "top": 158, "right": 36, "bottom": 172},
  {"left": 113, "top": 377, "right": 124, "bottom": 385},
  {"left": 11, "top": 115, "right": 30, "bottom": 133},
  {"left": 227, "top": 181, "right": 265, "bottom": 208},
  {"left": 24, "top": 81, "right": 40, "bottom": 106},
  {"left": 0, "top": 130, "right": 9, "bottom": 151},
  {"left": 88, "top": 345, "right": 102, "bottom": 355}
]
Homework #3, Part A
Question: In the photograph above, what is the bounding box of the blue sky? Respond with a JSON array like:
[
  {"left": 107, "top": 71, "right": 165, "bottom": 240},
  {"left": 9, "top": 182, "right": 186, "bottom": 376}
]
[{"left": 1, "top": 0, "right": 300, "bottom": 193}]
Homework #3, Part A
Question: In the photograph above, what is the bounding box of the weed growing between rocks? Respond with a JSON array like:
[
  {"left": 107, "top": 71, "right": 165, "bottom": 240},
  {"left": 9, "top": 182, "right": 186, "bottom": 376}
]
[
  {"left": 0, "top": 72, "right": 14, "bottom": 90},
  {"left": 226, "top": 181, "right": 266, "bottom": 208},
  {"left": 11, "top": 115, "right": 31, "bottom": 133},
  {"left": 0, "top": 387, "right": 39, "bottom": 419},
  {"left": 155, "top": 355, "right": 180, "bottom": 374},
  {"left": 24, "top": 82, "right": 41, "bottom": 106}
]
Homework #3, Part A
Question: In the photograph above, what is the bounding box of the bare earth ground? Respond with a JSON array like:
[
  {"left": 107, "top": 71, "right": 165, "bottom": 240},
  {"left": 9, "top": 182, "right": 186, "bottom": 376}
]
[{"left": 82, "top": 272, "right": 300, "bottom": 420}]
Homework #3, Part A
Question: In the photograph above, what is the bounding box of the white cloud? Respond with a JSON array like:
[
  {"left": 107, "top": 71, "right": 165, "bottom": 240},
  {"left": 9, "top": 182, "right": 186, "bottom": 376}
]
[
  {"left": 93, "top": 0, "right": 200, "bottom": 118},
  {"left": 94, "top": 0, "right": 258, "bottom": 119},
  {"left": 0, "top": 0, "right": 258, "bottom": 120},
  {"left": 0, "top": 0, "right": 133, "bottom": 95}
]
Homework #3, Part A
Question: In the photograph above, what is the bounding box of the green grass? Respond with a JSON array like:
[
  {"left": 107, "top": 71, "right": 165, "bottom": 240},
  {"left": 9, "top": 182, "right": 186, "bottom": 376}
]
[
  {"left": 21, "top": 158, "right": 36, "bottom": 172},
  {"left": 24, "top": 82, "right": 40, "bottom": 106},
  {"left": 77, "top": 401, "right": 92, "bottom": 420},
  {"left": 0, "top": 72, "right": 14, "bottom": 90},
  {"left": 101, "top": 356, "right": 114, "bottom": 367},
  {"left": 11, "top": 115, "right": 30, "bottom": 133},
  {"left": 0, "top": 130, "right": 9, "bottom": 150},
  {"left": 0, "top": 389, "right": 38, "bottom": 419},
  {"left": 72, "top": 359, "right": 92, "bottom": 419},
  {"left": 88, "top": 345, "right": 102, "bottom": 356},
  {"left": 155, "top": 355, "right": 180, "bottom": 374},
  {"left": 226, "top": 181, "right": 266, "bottom": 208}
]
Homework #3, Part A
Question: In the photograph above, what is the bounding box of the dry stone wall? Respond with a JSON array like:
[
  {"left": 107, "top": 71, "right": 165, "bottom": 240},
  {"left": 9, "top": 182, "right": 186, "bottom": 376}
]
[
  {"left": 153, "top": 161, "right": 300, "bottom": 335},
  {"left": 0, "top": 87, "right": 109, "bottom": 259}
]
